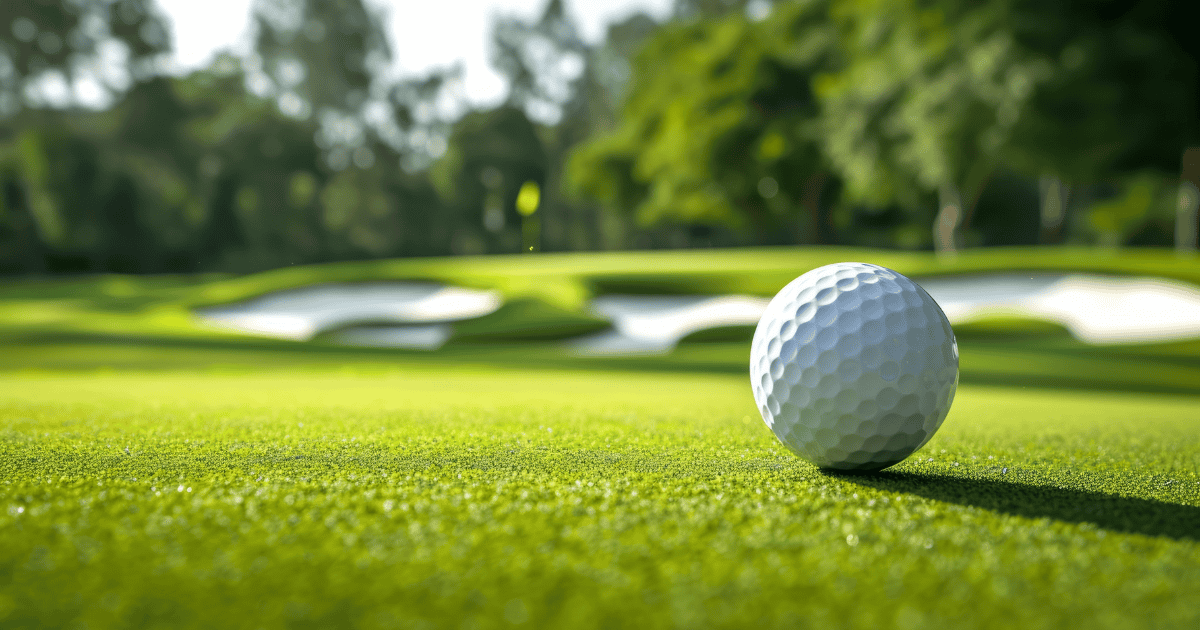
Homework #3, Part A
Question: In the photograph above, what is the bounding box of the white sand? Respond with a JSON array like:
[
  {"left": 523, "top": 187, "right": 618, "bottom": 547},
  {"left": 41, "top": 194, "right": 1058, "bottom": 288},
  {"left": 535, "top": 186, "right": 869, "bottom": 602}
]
[
  {"left": 193, "top": 274, "right": 1200, "bottom": 354},
  {"left": 570, "top": 295, "right": 770, "bottom": 355},
  {"left": 195, "top": 283, "right": 501, "bottom": 346},
  {"left": 573, "top": 274, "right": 1200, "bottom": 355},
  {"left": 921, "top": 274, "right": 1200, "bottom": 344}
]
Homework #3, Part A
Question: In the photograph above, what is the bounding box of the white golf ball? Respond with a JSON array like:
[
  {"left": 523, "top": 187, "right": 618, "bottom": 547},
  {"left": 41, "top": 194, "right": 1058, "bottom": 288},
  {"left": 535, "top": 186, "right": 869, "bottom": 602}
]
[{"left": 750, "top": 262, "right": 958, "bottom": 471}]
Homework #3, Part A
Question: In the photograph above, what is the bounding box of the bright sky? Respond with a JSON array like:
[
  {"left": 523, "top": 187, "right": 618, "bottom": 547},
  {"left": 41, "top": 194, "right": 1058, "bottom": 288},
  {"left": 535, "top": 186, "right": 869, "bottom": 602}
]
[{"left": 155, "top": 0, "right": 674, "bottom": 105}]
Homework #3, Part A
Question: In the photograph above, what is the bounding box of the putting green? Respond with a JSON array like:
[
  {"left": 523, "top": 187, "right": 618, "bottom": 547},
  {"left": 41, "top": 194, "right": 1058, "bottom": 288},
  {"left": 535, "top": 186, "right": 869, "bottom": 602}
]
[{"left": 1, "top": 368, "right": 1197, "bottom": 629}]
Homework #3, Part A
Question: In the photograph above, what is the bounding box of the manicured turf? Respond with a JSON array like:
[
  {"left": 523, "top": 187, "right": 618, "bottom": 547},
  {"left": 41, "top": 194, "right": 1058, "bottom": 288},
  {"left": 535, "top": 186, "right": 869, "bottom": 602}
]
[
  {"left": 2, "top": 247, "right": 1199, "bottom": 628},
  {"left": 1, "top": 369, "right": 1198, "bottom": 629},
  {"left": 3, "top": 246, "right": 1200, "bottom": 395}
]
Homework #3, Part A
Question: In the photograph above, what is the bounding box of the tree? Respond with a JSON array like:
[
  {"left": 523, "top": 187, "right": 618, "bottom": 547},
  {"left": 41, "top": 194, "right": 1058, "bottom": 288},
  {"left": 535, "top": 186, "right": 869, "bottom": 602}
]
[
  {"left": 251, "top": 0, "right": 447, "bottom": 167},
  {"left": 1001, "top": 0, "right": 1199, "bottom": 249},
  {"left": 567, "top": 1, "right": 839, "bottom": 244},
  {"left": 0, "top": 52, "right": 426, "bottom": 274},
  {"left": 0, "top": 77, "right": 200, "bottom": 273},
  {"left": 0, "top": 0, "right": 170, "bottom": 114},
  {"left": 431, "top": 106, "right": 548, "bottom": 255},
  {"left": 0, "top": 0, "right": 463, "bottom": 275},
  {"left": 0, "top": 0, "right": 178, "bottom": 273},
  {"left": 816, "top": 0, "right": 1200, "bottom": 252},
  {"left": 814, "top": 0, "right": 1051, "bottom": 252},
  {"left": 488, "top": 0, "right": 601, "bottom": 251},
  {"left": 491, "top": 0, "right": 588, "bottom": 127},
  {"left": 252, "top": 0, "right": 390, "bottom": 116},
  {"left": 249, "top": 0, "right": 466, "bottom": 262}
]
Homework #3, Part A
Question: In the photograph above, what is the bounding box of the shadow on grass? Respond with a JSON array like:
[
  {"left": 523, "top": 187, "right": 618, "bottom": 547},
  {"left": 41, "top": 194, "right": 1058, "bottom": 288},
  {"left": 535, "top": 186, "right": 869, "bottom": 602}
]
[{"left": 833, "top": 470, "right": 1200, "bottom": 541}]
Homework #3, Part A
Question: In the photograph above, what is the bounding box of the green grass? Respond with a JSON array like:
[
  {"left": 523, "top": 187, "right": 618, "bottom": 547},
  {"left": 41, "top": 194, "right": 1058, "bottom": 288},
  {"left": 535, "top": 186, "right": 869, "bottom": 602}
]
[
  {"left": 2, "top": 246, "right": 1200, "bottom": 628},
  {"left": 1, "top": 370, "right": 1198, "bottom": 629},
  {"left": 2, "top": 246, "right": 1200, "bottom": 394}
]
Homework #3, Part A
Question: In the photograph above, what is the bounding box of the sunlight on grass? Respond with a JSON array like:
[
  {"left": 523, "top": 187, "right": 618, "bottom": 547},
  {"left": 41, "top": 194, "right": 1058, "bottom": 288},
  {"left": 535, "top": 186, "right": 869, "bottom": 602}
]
[
  {"left": 1, "top": 370, "right": 1198, "bottom": 629},
  {"left": 2, "top": 247, "right": 1199, "bottom": 628}
]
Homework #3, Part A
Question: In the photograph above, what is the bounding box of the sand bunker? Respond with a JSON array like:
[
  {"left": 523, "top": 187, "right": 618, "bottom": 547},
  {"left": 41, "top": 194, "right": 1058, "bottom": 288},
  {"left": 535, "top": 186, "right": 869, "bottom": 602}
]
[
  {"left": 196, "top": 283, "right": 501, "bottom": 346},
  {"left": 921, "top": 274, "right": 1200, "bottom": 344},
  {"left": 572, "top": 273, "right": 1200, "bottom": 355},
  {"left": 570, "top": 295, "right": 770, "bottom": 355},
  {"left": 195, "top": 273, "right": 1200, "bottom": 354}
]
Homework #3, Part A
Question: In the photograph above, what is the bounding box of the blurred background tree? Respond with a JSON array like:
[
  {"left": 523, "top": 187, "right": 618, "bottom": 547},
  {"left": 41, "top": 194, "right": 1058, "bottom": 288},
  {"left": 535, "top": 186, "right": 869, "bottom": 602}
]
[
  {"left": 1, "top": 0, "right": 1196, "bottom": 275},
  {"left": 431, "top": 0, "right": 576, "bottom": 255},
  {"left": 0, "top": 0, "right": 170, "bottom": 114},
  {"left": 1000, "top": 0, "right": 1199, "bottom": 249},
  {"left": 432, "top": 105, "right": 548, "bottom": 255},
  {"left": 567, "top": 0, "right": 840, "bottom": 247},
  {"left": 1, "top": 0, "right": 173, "bottom": 272},
  {"left": 1, "top": 0, "right": 455, "bottom": 273},
  {"left": 811, "top": 0, "right": 1199, "bottom": 253}
]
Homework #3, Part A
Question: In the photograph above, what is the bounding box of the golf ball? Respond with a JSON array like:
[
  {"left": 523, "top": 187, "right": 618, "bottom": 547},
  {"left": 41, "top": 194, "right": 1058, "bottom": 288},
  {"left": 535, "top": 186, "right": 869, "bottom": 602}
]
[{"left": 750, "top": 262, "right": 958, "bottom": 471}]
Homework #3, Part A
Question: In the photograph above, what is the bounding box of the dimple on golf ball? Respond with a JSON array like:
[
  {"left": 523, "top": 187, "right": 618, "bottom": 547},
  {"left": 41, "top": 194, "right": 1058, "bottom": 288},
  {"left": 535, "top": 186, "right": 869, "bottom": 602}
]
[{"left": 750, "top": 262, "right": 959, "bottom": 471}]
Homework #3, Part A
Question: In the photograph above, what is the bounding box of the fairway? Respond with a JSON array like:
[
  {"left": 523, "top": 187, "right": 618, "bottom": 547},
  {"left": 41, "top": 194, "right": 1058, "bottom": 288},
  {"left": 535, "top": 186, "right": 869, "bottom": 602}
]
[
  {"left": 2, "top": 367, "right": 1198, "bottom": 629},
  {"left": 3, "top": 247, "right": 1200, "bottom": 629}
]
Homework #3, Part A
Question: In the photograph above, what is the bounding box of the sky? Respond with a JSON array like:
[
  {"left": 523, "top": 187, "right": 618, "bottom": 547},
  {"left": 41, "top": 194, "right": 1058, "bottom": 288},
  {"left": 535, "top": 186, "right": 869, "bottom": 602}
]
[{"left": 155, "top": 0, "right": 675, "bottom": 106}]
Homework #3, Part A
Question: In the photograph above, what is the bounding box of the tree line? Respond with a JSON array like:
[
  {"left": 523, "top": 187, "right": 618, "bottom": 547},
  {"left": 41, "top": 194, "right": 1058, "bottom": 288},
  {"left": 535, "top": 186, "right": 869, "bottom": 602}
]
[{"left": 1, "top": 0, "right": 1197, "bottom": 275}]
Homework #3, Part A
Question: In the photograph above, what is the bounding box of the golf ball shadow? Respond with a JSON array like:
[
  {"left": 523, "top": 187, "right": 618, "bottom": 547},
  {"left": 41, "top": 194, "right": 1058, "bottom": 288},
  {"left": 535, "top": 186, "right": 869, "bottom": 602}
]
[{"left": 750, "top": 263, "right": 959, "bottom": 471}]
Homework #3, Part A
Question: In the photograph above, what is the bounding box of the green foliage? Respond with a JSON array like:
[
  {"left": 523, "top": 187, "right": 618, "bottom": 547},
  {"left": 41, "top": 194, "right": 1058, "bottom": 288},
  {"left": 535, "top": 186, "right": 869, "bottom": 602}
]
[
  {"left": 491, "top": 0, "right": 587, "bottom": 125},
  {"left": 0, "top": 109, "right": 179, "bottom": 271},
  {"left": 815, "top": 0, "right": 1035, "bottom": 211},
  {"left": 481, "top": 0, "right": 653, "bottom": 254},
  {"left": 568, "top": 1, "right": 836, "bottom": 240},
  {"left": 9, "top": 128, "right": 67, "bottom": 246},
  {"left": 1084, "top": 174, "right": 1175, "bottom": 246},
  {"left": 4, "top": 0, "right": 1200, "bottom": 272},
  {"left": 1001, "top": 0, "right": 1199, "bottom": 179},
  {"left": 0, "top": 0, "right": 170, "bottom": 113},
  {"left": 254, "top": 0, "right": 391, "bottom": 116},
  {"left": 0, "top": 0, "right": 466, "bottom": 274},
  {"left": 0, "top": 53, "right": 455, "bottom": 273},
  {"left": 809, "top": 0, "right": 1198, "bottom": 246},
  {"left": 569, "top": 0, "right": 1199, "bottom": 249},
  {"left": 433, "top": 106, "right": 549, "bottom": 255},
  {"left": 0, "top": 66, "right": 311, "bottom": 272}
]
